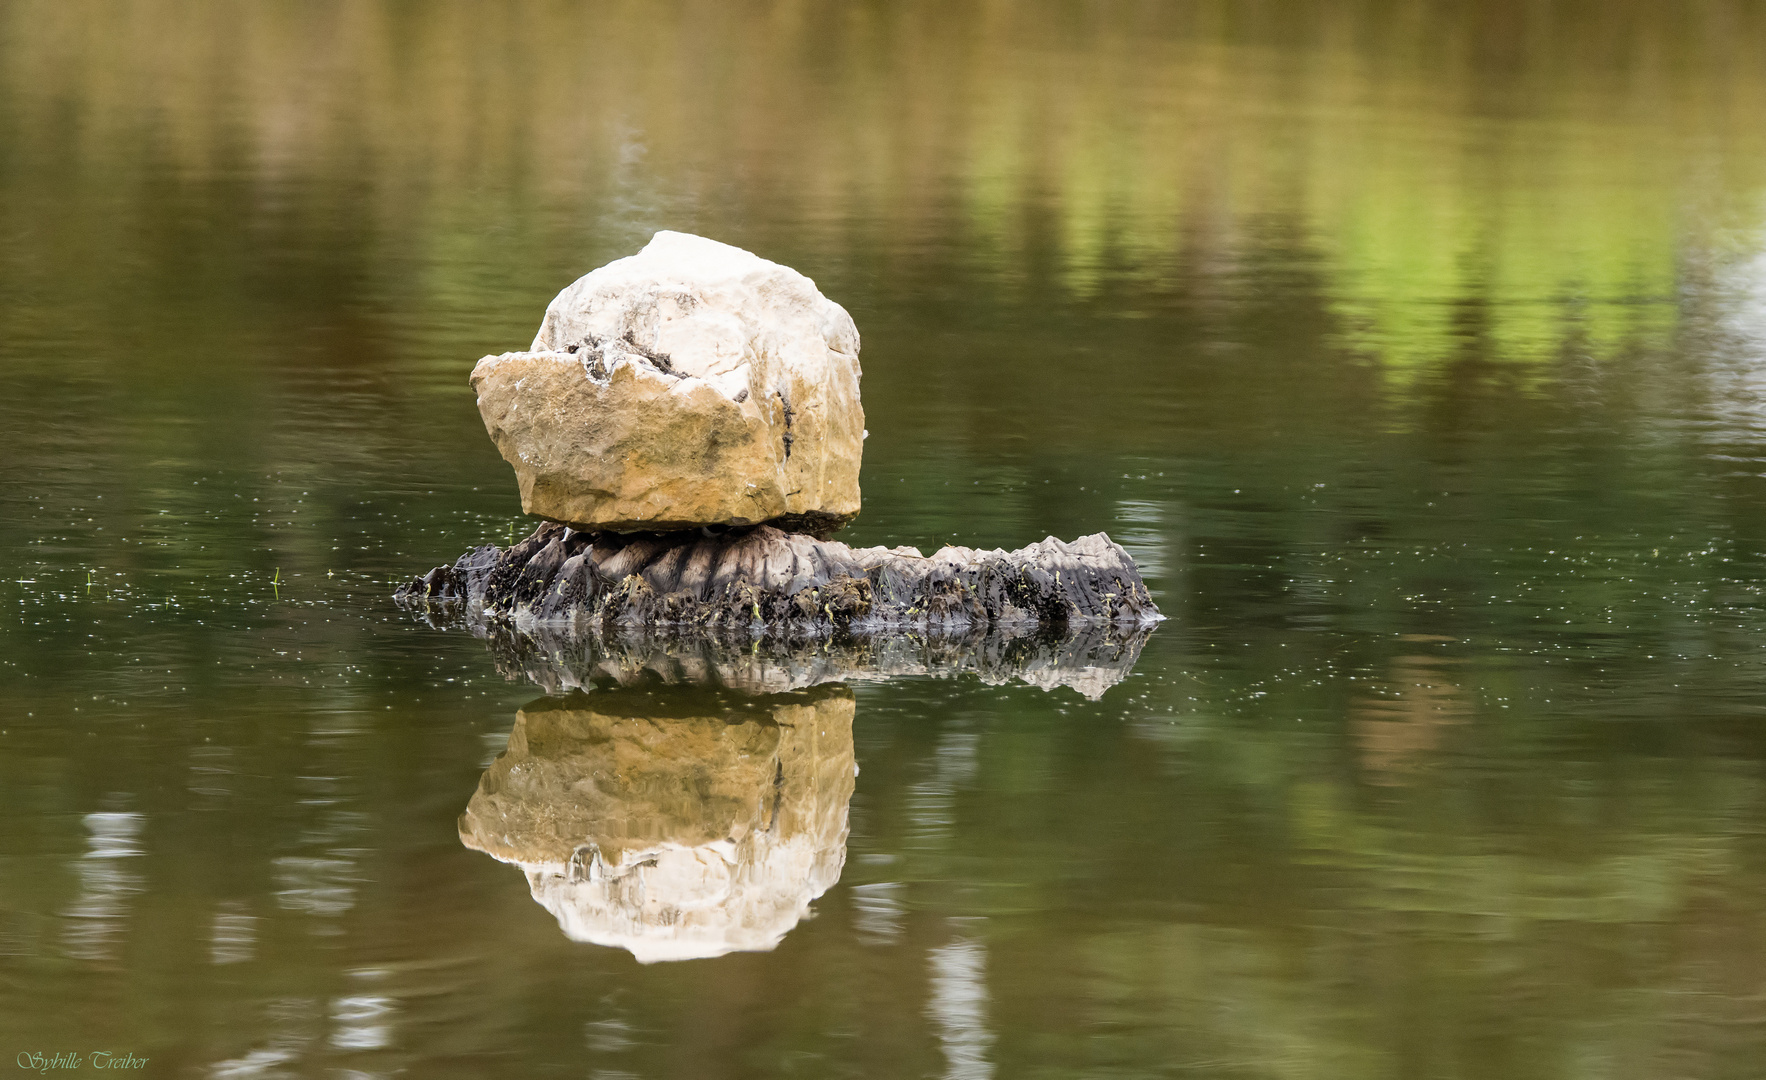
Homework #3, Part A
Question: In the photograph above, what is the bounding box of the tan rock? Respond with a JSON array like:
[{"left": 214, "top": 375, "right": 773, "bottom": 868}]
[
  {"left": 459, "top": 686, "right": 855, "bottom": 962},
  {"left": 471, "top": 231, "right": 864, "bottom": 535}
]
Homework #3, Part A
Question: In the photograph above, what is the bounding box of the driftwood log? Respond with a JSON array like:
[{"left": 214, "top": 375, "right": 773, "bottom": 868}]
[
  {"left": 398, "top": 521, "right": 1159, "bottom": 635},
  {"left": 395, "top": 522, "right": 1161, "bottom": 698}
]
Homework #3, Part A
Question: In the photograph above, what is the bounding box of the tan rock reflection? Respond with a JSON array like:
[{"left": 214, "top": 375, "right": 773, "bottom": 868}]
[
  {"left": 460, "top": 685, "right": 856, "bottom": 963},
  {"left": 1350, "top": 640, "right": 1470, "bottom": 785}
]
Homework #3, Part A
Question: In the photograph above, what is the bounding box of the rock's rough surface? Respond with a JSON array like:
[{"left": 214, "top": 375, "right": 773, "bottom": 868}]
[
  {"left": 459, "top": 686, "right": 855, "bottom": 963},
  {"left": 471, "top": 231, "right": 864, "bottom": 535}
]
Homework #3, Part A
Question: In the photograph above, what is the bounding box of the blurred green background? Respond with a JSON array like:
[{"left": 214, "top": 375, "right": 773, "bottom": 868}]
[{"left": 6, "top": 2, "right": 1766, "bottom": 1076}]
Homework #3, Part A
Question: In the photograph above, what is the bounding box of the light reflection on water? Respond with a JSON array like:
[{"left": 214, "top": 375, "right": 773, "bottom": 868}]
[
  {"left": 60, "top": 810, "right": 144, "bottom": 963},
  {"left": 3, "top": 0, "right": 1766, "bottom": 1076},
  {"left": 928, "top": 929, "right": 995, "bottom": 1080}
]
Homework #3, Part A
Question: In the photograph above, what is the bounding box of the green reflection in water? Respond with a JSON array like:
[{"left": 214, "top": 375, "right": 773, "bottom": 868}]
[{"left": 3, "top": 1, "right": 1766, "bottom": 1076}]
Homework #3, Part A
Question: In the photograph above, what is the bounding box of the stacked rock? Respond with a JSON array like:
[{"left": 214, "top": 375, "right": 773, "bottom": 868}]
[
  {"left": 399, "top": 231, "right": 1160, "bottom": 637},
  {"left": 471, "top": 230, "right": 863, "bottom": 538}
]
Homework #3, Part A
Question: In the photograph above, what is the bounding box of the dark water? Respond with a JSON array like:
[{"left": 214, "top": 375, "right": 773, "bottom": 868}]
[{"left": 7, "top": 2, "right": 1766, "bottom": 1075}]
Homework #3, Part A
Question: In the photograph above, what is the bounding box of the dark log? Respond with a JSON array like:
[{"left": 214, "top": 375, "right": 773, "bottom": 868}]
[
  {"left": 396, "top": 522, "right": 1160, "bottom": 635},
  {"left": 395, "top": 522, "right": 1162, "bottom": 698}
]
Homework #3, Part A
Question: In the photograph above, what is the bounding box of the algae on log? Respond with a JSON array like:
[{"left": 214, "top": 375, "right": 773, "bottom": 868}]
[{"left": 396, "top": 521, "right": 1161, "bottom": 636}]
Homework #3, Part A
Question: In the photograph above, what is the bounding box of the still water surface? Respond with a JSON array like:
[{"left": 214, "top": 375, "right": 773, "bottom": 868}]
[{"left": 6, "top": 2, "right": 1766, "bottom": 1076}]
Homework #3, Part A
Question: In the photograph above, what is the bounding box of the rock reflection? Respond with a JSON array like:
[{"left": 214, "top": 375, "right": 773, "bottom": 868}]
[{"left": 460, "top": 685, "right": 856, "bottom": 963}]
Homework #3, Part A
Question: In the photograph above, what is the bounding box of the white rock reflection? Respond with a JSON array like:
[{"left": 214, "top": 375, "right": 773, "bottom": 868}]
[
  {"left": 460, "top": 686, "right": 856, "bottom": 963},
  {"left": 929, "top": 926, "right": 995, "bottom": 1080},
  {"left": 61, "top": 809, "right": 145, "bottom": 961}
]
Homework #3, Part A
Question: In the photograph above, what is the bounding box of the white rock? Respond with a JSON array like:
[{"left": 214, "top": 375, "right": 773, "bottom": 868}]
[{"left": 471, "top": 231, "right": 864, "bottom": 534}]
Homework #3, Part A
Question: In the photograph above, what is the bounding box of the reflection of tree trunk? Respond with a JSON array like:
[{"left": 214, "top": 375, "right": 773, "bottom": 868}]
[
  {"left": 1350, "top": 649, "right": 1470, "bottom": 785},
  {"left": 459, "top": 685, "right": 855, "bottom": 963}
]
